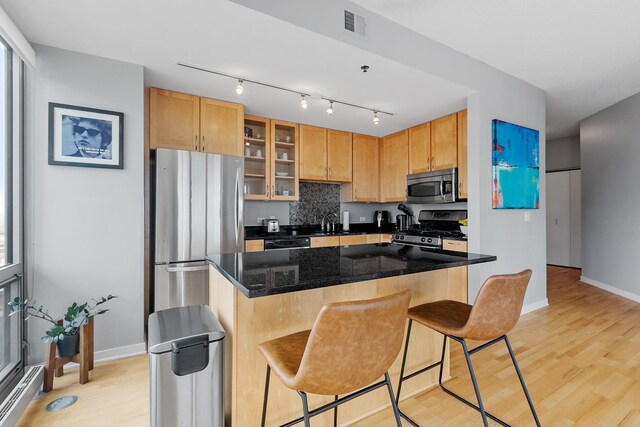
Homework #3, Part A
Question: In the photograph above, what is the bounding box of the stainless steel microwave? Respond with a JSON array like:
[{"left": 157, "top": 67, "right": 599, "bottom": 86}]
[{"left": 406, "top": 168, "right": 458, "bottom": 204}]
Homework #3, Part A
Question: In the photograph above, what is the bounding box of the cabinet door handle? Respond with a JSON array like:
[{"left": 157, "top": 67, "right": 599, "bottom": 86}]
[
  {"left": 267, "top": 187, "right": 270, "bottom": 198},
  {"left": 201, "top": 135, "right": 205, "bottom": 152},
  {"left": 194, "top": 134, "right": 198, "bottom": 151}
]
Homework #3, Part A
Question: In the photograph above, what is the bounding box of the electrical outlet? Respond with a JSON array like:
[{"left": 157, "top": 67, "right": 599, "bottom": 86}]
[
  {"left": 524, "top": 212, "right": 531, "bottom": 222},
  {"left": 359, "top": 216, "right": 366, "bottom": 222},
  {"left": 257, "top": 217, "right": 265, "bottom": 224}
]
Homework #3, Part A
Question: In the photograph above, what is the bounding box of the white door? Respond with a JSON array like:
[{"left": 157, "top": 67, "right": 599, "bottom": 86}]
[{"left": 546, "top": 171, "right": 571, "bottom": 266}]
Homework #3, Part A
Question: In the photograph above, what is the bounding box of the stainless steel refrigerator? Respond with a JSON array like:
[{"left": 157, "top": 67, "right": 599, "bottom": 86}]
[{"left": 154, "top": 148, "right": 244, "bottom": 312}]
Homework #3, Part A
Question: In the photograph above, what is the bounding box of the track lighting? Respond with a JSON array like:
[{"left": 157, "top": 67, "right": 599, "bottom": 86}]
[{"left": 176, "top": 63, "right": 394, "bottom": 122}]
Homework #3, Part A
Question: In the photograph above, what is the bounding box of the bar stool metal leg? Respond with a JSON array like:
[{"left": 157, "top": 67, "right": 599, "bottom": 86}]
[
  {"left": 261, "top": 365, "right": 271, "bottom": 427},
  {"left": 333, "top": 395, "right": 338, "bottom": 427},
  {"left": 384, "top": 372, "right": 403, "bottom": 427},
  {"left": 504, "top": 336, "right": 541, "bottom": 427},
  {"left": 297, "top": 391, "right": 311, "bottom": 427},
  {"left": 460, "top": 339, "right": 489, "bottom": 427}
]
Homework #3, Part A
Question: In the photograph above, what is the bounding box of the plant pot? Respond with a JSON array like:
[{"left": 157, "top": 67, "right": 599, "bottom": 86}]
[{"left": 56, "top": 332, "right": 80, "bottom": 357}]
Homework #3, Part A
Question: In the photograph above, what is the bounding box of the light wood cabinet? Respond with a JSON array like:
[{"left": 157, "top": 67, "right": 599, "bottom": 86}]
[
  {"left": 380, "top": 130, "right": 409, "bottom": 202},
  {"left": 310, "top": 236, "right": 340, "bottom": 248},
  {"left": 149, "top": 88, "right": 243, "bottom": 156},
  {"left": 431, "top": 113, "right": 458, "bottom": 170},
  {"left": 366, "top": 234, "right": 381, "bottom": 244},
  {"left": 299, "top": 125, "right": 328, "bottom": 181},
  {"left": 327, "top": 130, "right": 352, "bottom": 182},
  {"left": 381, "top": 234, "right": 393, "bottom": 243},
  {"left": 245, "top": 240, "right": 264, "bottom": 252},
  {"left": 243, "top": 115, "right": 271, "bottom": 200},
  {"left": 270, "top": 120, "right": 299, "bottom": 201},
  {"left": 339, "top": 235, "right": 368, "bottom": 246},
  {"left": 442, "top": 239, "right": 467, "bottom": 253},
  {"left": 408, "top": 122, "right": 431, "bottom": 174},
  {"left": 457, "top": 109, "right": 468, "bottom": 199},
  {"left": 342, "top": 134, "right": 379, "bottom": 202},
  {"left": 149, "top": 88, "right": 200, "bottom": 151}
]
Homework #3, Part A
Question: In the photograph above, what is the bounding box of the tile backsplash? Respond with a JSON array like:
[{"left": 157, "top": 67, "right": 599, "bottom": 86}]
[{"left": 289, "top": 182, "right": 340, "bottom": 225}]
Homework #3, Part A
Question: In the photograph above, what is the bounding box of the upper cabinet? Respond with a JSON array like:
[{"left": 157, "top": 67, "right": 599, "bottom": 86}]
[
  {"left": 149, "top": 88, "right": 243, "bottom": 156},
  {"left": 300, "top": 126, "right": 352, "bottom": 183},
  {"left": 431, "top": 113, "right": 458, "bottom": 170},
  {"left": 149, "top": 88, "right": 200, "bottom": 151},
  {"left": 408, "top": 122, "right": 431, "bottom": 174},
  {"left": 299, "top": 125, "right": 328, "bottom": 181},
  {"left": 200, "top": 97, "right": 244, "bottom": 156},
  {"left": 342, "top": 134, "right": 379, "bottom": 202},
  {"left": 243, "top": 115, "right": 271, "bottom": 200},
  {"left": 457, "top": 109, "right": 468, "bottom": 199},
  {"left": 327, "top": 130, "right": 352, "bottom": 182},
  {"left": 380, "top": 130, "right": 409, "bottom": 202},
  {"left": 270, "top": 120, "right": 299, "bottom": 201}
]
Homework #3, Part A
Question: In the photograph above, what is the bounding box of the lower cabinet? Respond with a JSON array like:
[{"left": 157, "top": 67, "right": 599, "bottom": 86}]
[
  {"left": 339, "top": 235, "right": 368, "bottom": 246},
  {"left": 310, "top": 236, "right": 340, "bottom": 248},
  {"left": 245, "top": 240, "right": 264, "bottom": 252},
  {"left": 442, "top": 239, "right": 467, "bottom": 253}
]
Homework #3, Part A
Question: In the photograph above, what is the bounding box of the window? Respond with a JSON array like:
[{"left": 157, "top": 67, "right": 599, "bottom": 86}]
[{"left": 0, "top": 35, "right": 24, "bottom": 401}]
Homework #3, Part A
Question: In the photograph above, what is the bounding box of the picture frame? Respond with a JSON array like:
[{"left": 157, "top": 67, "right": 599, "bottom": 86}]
[{"left": 48, "top": 102, "right": 124, "bottom": 169}]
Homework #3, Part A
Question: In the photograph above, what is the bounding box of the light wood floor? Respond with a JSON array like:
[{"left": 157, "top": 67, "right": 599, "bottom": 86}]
[{"left": 17, "top": 266, "right": 640, "bottom": 426}]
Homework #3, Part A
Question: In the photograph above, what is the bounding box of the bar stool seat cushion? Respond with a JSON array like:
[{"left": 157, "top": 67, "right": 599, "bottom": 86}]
[
  {"left": 259, "top": 330, "right": 311, "bottom": 389},
  {"left": 408, "top": 300, "right": 472, "bottom": 338}
]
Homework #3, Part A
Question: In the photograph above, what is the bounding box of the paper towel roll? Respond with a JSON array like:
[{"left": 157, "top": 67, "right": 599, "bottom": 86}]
[{"left": 343, "top": 211, "right": 350, "bottom": 231}]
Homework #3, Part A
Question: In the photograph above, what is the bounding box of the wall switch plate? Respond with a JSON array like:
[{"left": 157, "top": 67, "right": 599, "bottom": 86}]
[
  {"left": 359, "top": 217, "right": 366, "bottom": 222},
  {"left": 257, "top": 217, "right": 265, "bottom": 224},
  {"left": 524, "top": 212, "right": 531, "bottom": 222}
]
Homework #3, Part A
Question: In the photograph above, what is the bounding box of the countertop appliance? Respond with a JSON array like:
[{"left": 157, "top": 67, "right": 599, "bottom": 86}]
[
  {"left": 406, "top": 168, "right": 459, "bottom": 204},
  {"left": 154, "top": 148, "right": 244, "bottom": 312},
  {"left": 264, "top": 237, "right": 310, "bottom": 251},
  {"left": 392, "top": 210, "right": 466, "bottom": 249},
  {"left": 266, "top": 218, "right": 280, "bottom": 233},
  {"left": 373, "top": 210, "right": 391, "bottom": 229}
]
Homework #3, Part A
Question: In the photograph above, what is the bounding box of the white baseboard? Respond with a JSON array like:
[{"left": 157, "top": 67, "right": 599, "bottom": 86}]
[
  {"left": 580, "top": 276, "right": 640, "bottom": 303},
  {"left": 520, "top": 298, "right": 548, "bottom": 315},
  {"left": 94, "top": 342, "right": 147, "bottom": 363}
]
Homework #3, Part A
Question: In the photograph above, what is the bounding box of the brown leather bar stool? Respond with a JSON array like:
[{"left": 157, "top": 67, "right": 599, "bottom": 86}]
[
  {"left": 259, "top": 290, "right": 411, "bottom": 427},
  {"left": 396, "top": 270, "right": 541, "bottom": 427}
]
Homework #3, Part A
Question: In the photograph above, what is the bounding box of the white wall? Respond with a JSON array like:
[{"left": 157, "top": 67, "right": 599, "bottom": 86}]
[
  {"left": 25, "top": 45, "right": 145, "bottom": 363},
  {"left": 231, "top": 0, "right": 548, "bottom": 310},
  {"left": 547, "top": 135, "right": 580, "bottom": 171},
  {"left": 580, "top": 91, "right": 640, "bottom": 301}
]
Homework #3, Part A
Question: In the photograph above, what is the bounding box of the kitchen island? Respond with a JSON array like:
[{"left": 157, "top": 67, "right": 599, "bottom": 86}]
[{"left": 208, "top": 243, "right": 496, "bottom": 426}]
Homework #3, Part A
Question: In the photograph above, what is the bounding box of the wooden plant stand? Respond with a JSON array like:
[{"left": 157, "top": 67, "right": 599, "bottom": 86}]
[{"left": 43, "top": 317, "right": 94, "bottom": 392}]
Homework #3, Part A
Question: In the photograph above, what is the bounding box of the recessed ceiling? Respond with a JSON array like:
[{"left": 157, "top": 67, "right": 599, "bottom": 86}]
[
  {"left": 0, "top": 0, "right": 474, "bottom": 137},
  {"left": 351, "top": 0, "right": 640, "bottom": 139}
]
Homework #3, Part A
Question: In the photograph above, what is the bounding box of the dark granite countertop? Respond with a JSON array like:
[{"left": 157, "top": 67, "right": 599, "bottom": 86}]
[{"left": 209, "top": 243, "right": 496, "bottom": 298}]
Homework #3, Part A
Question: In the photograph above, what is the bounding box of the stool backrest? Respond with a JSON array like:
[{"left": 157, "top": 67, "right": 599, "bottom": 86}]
[
  {"left": 463, "top": 269, "right": 532, "bottom": 341},
  {"left": 293, "top": 290, "right": 411, "bottom": 395}
]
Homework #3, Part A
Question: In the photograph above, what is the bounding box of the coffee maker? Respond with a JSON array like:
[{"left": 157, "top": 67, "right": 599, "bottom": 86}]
[{"left": 373, "top": 210, "right": 391, "bottom": 229}]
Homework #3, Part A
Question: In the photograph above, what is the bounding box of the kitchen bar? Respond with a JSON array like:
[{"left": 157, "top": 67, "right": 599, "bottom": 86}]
[{"left": 208, "top": 243, "right": 496, "bottom": 426}]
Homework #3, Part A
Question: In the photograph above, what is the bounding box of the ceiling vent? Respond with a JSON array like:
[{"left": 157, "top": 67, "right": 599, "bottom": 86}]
[{"left": 344, "top": 10, "right": 366, "bottom": 37}]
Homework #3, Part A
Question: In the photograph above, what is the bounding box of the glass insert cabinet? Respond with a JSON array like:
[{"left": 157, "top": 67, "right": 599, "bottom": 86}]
[{"left": 243, "top": 115, "right": 299, "bottom": 201}]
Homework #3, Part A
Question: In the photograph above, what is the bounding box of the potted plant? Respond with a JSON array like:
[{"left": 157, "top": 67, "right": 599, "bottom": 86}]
[{"left": 9, "top": 295, "right": 116, "bottom": 357}]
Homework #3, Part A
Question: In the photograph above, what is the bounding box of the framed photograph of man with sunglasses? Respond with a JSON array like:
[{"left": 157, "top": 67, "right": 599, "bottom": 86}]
[{"left": 48, "top": 102, "right": 124, "bottom": 169}]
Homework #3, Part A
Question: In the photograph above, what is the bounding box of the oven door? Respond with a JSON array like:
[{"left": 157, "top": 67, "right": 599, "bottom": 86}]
[{"left": 406, "top": 169, "right": 457, "bottom": 203}]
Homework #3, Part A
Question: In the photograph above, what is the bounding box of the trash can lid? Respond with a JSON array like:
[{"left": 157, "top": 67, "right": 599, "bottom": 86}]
[{"left": 148, "top": 305, "right": 225, "bottom": 354}]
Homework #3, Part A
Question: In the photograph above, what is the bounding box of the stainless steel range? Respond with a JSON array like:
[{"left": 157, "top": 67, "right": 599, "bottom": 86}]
[{"left": 392, "top": 210, "right": 467, "bottom": 249}]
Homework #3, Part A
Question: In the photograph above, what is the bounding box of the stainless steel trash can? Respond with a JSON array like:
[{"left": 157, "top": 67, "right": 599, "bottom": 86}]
[{"left": 148, "top": 305, "right": 225, "bottom": 427}]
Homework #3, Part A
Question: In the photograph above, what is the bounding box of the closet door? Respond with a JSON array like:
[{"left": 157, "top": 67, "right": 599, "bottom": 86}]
[
  {"left": 546, "top": 171, "right": 571, "bottom": 266},
  {"left": 569, "top": 170, "right": 581, "bottom": 268}
]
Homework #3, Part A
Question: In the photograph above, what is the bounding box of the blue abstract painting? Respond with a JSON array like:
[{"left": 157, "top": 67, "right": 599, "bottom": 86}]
[{"left": 492, "top": 120, "right": 539, "bottom": 209}]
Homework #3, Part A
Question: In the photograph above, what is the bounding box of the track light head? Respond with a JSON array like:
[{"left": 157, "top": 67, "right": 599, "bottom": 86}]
[
  {"left": 326, "top": 101, "right": 334, "bottom": 116},
  {"left": 373, "top": 111, "right": 379, "bottom": 125},
  {"left": 300, "top": 94, "right": 308, "bottom": 109},
  {"left": 235, "top": 79, "right": 244, "bottom": 95}
]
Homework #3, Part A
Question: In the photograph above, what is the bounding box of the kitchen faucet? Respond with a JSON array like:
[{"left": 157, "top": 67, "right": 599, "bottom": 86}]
[{"left": 321, "top": 212, "right": 339, "bottom": 233}]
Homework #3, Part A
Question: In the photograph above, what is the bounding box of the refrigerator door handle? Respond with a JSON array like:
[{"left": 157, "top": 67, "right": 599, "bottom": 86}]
[{"left": 166, "top": 265, "right": 209, "bottom": 273}]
